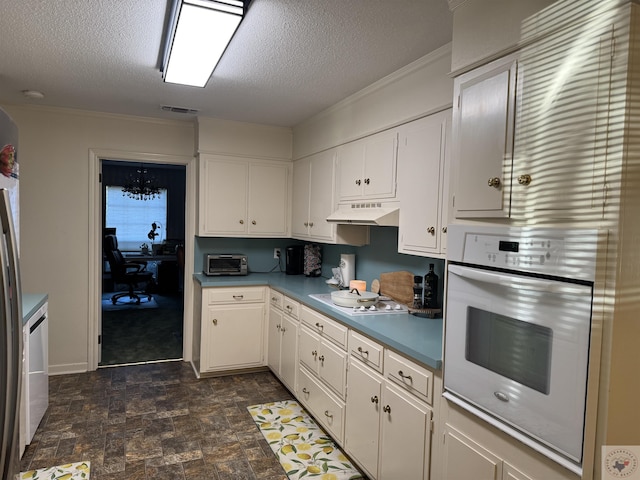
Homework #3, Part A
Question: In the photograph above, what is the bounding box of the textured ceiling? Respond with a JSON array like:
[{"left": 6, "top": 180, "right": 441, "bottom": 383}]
[{"left": 0, "top": 1, "right": 453, "bottom": 127}]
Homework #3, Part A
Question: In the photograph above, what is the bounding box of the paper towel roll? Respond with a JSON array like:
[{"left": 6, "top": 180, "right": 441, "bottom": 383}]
[{"left": 339, "top": 254, "right": 355, "bottom": 288}]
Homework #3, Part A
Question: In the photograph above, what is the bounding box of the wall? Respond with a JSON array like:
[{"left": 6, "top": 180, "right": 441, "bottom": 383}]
[
  {"left": 2, "top": 104, "right": 195, "bottom": 373},
  {"left": 293, "top": 44, "right": 454, "bottom": 160}
]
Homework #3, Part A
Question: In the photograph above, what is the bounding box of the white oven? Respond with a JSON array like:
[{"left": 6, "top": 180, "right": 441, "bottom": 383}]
[{"left": 443, "top": 225, "right": 602, "bottom": 472}]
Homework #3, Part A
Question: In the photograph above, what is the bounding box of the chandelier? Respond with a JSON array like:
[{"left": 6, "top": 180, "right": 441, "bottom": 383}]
[{"left": 122, "top": 164, "right": 161, "bottom": 201}]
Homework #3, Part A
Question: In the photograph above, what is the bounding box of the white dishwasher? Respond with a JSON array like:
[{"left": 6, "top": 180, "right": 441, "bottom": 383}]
[{"left": 24, "top": 302, "right": 49, "bottom": 443}]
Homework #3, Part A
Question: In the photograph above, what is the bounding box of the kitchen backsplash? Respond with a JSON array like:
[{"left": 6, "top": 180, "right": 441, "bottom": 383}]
[{"left": 195, "top": 227, "right": 445, "bottom": 304}]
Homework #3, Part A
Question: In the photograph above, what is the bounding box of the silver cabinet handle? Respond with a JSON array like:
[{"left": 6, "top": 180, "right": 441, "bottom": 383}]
[
  {"left": 302, "top": 388, "right": 309, "bottom": 394},
  {"left": 286, "top": 305, "right": 292, "bottom": 311},
  {"left": 281, "top": 327, "right": 286, "bottom": 333},
  {"left": 398, "top": 370, "right": 412, "bottom": 381},
  {"left": 315, "top": 322, "right": 323, "bottom": 330},
  {"left": 364, "top": 178, "right": 370, "bottom": 185},
  {"left": 355, "top": 179, "right": 361, "bottom": 186},
  {"left": 212, "top": 318, "right": 218, "bottom": 325},
  {"left": 309, "top": 222, "right": 314, "bottom": 227},
  {"left": 304, "top": 221, "right": 309, "bottom": 227},
  {"left": 232, "top": 295, "right": 244, "bottom": 300},
  {"left": 383, "top": 405, "right": 391, "bottom": 414},
  {"left": 312, "top": 350, "right": 317, "bottom": 358},
  {"left": 370, "top": 395, "right": 378, "bottom": 404},
  {"left": 276, "top": 324, "right": 281, "bottom": 331},
  {"left": 517, "top": 174, "right": 532, "bottom": 186},
  {"left": 251, "top": 220, "right": 256, "bottom": 225},
  {"left": 239, "top": 219, "right": 244, "bottom": 224},
  {"left": 442, "top": 226, "right": 447, "bottom": 234},
  {"left": 324, "top": 410, "right": 333, "bottom": 419},
  {"left": 318, "top": 355, "right": 325, "bottom": 362},
  {"left": 357, "top": 346, "right": 369, "bottom": 356},
  {"left": 427, "top": 226, "right": 435, "bottom": 235}
]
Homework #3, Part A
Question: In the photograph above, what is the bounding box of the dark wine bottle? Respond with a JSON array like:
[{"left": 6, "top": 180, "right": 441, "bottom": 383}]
[{"left": 423, "top": 264, "right": 438, "bottom": 309}]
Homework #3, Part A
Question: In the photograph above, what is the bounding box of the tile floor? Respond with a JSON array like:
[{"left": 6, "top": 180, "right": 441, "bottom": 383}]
[{"left": 20, "top": 361, "right": 294, "bottom": 479}]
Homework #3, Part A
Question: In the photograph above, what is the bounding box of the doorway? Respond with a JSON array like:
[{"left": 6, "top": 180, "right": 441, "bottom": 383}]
[{"left": 100, "top": 160, "right": 186, "bottom": 366}]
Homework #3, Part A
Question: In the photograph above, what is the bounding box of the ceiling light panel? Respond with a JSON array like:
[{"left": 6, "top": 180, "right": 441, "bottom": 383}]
[{"left": 163, "top": 0, "right": 244, "bottom": 88}]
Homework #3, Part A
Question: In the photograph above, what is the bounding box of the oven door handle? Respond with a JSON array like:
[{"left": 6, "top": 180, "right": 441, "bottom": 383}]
[{"left": 448, "top": 264, "right": 585, "bottom": 294}]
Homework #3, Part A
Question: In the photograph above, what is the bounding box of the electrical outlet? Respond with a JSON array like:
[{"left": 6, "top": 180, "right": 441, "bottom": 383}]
[{"left": 274, "top": 248, "right": 281, "bottom": 259}]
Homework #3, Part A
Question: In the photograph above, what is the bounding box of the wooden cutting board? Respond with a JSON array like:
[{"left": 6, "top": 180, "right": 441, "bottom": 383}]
[{"left": 379, "top": 271, "right": 415, "bottom": 305}]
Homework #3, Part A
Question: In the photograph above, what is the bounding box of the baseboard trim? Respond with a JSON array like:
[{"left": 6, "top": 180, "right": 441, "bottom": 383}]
[{"left": 49, "top": 362, "right": 89, "bottom": 375}]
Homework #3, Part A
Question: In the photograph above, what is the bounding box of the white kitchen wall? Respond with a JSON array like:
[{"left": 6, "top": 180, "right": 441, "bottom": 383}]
[{"left": 3, "top": 105, "right": 195, "bottom": 373}]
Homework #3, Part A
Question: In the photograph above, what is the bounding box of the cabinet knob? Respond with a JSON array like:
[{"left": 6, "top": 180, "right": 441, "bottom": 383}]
[
  {"left": 315, "top": 322, "right": 324, "bottom": 330},
  {"left": 517, "top": 174, "right": 532, "bottom": 186},
  {"left": 239, "top": 219, "right": 244, "bottom": 224},
  {"left": 398, "top": 370, "right": 413, "bottom": 381},
  {"left": 286, "top": 305, "right": 292, "bottom": 311},
  {"left": 281, "top": 327, "right": 286, "bottom": 333},
  {"left": 302, "top": 387, "right": 309, "bottom": 394},
  {"left": 487, "top": 177, "right": 501, "bottom": 188},
  {"left": 427, "top": 226, "right": 435, "bottom": 235},
  {"left": 318, "top": 355, "right": 325, "bottom": 362},
  {"left": 309, "top": 222, "right": 314, "bottom": 227},
  {"left": 442, "top": 226, "right": 447, "bottom": 234},
  {"left": 355, "top": 179, "right": 361, "bottom": 186},
  {"left": 357, "top": 346, "right": 369, "bottom": 356},
  {"left": 324, "top": 410, "right": 333, "bottom": 419},
  {"left": 251, "top": 220, "right": 256, "bottom": 225},
  {"left": 383, "top": 405, "right": 391, "bottom": 414},
  {"left": 364, "top": 178, "right": 370, "bottom": 185},
  {"left": 212, "top": 318, "right": 218, "bottom": 325},
  {"left": 312, "top": 350, "right": 317, "bottom": 357},
  {"left": 304, "top": 222, "right": 309, "bottom": 227},
  {"left": 276, "top": 324, "right": 281, "bottom": 331},
  {"left": 370, "top": 395, "right": 379, "bottom": 404}
]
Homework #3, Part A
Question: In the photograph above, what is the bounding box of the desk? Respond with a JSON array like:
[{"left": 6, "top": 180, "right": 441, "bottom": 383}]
[{"left": 122, "top": 253, "right": 179, "bottom": 293}]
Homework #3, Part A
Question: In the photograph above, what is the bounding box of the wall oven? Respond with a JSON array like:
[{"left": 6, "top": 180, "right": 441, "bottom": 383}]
[{"left": 444, "top": 224, "right": 602, "bottom": 473}]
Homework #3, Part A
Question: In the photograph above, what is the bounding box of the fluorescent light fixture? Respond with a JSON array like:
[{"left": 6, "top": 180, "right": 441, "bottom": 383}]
[{"left": 162, "top": 0, "right": 245, "bottom": 87}]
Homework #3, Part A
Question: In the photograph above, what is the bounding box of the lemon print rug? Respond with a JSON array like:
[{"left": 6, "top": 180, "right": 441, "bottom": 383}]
[
  {"left": 20, "top": 461, "right": 90, "bottom": 479},
  {"left": 248, "top": 400, "right": 364, "bottom": 479}
]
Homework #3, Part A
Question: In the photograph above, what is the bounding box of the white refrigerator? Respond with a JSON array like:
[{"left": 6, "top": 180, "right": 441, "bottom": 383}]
[{"left": 0, "top": 106, "right": 22, "bottom": 480}]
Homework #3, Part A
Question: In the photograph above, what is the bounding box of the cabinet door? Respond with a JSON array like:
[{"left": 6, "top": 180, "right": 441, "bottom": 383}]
[
  {"left": 299, "top": 324, "right": 320, "bottom": 372},
  {"left": 248, "top": 162, "right": 289, "bottom": 236},
  {"left": 201, "top": 303, "right": 265, "bottom": 371},
  {"left": 452, "top": 53, "right": 518, "bottom": 218},
  {"left": 511, "top": 22, "right": 613, "bottom": 220},
  {"left": 267, "top": 305, "right": 283, "bottom": 374},
  {"left": 308, "top": 150, "right": 337, "bottom": 241},
  {"left": 291, "top": 157, "right": 311, "bottom": 238},
  {"left": 363, "top": 130, "right": 398, "bottom": 199},
  {"left": 442, "top": 424, "right": 502, "bottom": 480},
  {"left": 345, "top": 360, "right": 382, "bottom": 479},
  {"left": 279, "top": 314, "right": 298, "bottom": 392},
  {"left": 318, "top": 339, "right": 347, "bottom": 398},
  {"left": 379, "top": 383, "right": 432, "bottom": 480},
  {"left": 398, "top": 113, "right": 447, "bottom": 256},
  {"left": 199, "top": 157, "right": 248, "bottom": 235},
  {"left": 337, "top": 139, "right": 366, "bottom": 201}
]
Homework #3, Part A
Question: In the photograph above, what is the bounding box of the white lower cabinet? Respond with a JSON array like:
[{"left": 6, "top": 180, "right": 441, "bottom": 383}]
[
  {"left": 297, "top": 306, "right": 348, "bottom": 444},
  {"left": 197, "top": 286, "right": 266, "bottom": 374},
  {"left": 345, "top": 332, "right": 433, "bottom": 480},
  {"left": 267, "top": 291, "right": 299, "bottom": 391},
  {"left": 443, "top": 424, "right": 533, "bottom": 480}
]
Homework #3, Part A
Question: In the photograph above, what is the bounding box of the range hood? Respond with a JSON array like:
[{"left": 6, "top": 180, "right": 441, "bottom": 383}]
[{"left": 326, "top": 202, "right": 400, "bottom": 226}]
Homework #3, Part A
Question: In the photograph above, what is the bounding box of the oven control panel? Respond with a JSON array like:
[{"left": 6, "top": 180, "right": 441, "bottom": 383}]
[{"left": 447, "top": 224, "right": 600, "bottom": 281}]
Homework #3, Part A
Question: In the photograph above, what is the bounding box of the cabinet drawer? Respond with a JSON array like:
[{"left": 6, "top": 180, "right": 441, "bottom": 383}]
[
  {"left": 299, "top": 366, "right": 345, "bottom": 444},
  {"left": 269, "top": 290, "right": 284, "bottom": 310},
  {"left": 384, "top": 350, "right": 433, "bottom": 405},
  {"left": 206, "top": 287, "right": 265, "bottom": 304},
  {"left": 349, "top": 331, "right": 383, "bottom": 373},
  {"left": 283, "top": 296, "right": 300, "bottom": 319},
  {"left": 301, "top": 306, "right": 347, "bottom": 348}
]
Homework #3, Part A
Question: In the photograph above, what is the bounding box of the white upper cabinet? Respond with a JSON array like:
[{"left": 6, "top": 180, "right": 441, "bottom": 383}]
[
  {"left": 451, "top": 52, "right": 518, "bottom": 218},
  {"left": 292, "top": 150, "right": 369, "bottom": 246},
  {"left": 198, "top": 154, "right": 291, "bottom": 237},
  {"left": 397, "top": 110, "right": 452, "bottom": 258},
  {"left": 336, "top": 129, "right": 399, "bottom": 202},
  {"left": 451, "top": 18, "right": 614, "bottom": 221}
]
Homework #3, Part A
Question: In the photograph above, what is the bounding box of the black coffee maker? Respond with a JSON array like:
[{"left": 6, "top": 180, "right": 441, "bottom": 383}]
[{"left": 285, "top": 245, "right": 304, "bottom": 275}]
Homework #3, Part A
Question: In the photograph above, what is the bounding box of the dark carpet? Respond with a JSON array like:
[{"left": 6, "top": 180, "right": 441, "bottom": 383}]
[{"left": 100, "top": 293, "right": 183, "bottom": 366}]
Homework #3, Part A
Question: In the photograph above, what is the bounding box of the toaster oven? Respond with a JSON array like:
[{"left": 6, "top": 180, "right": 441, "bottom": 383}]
[{"left": 204, "top": 254, "right": 248, "bottom": 276}]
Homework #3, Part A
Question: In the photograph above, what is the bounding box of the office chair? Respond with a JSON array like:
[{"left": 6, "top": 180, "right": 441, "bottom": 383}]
[{"left": 103, "top": 234, "right": 153, "bottom": 304}]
